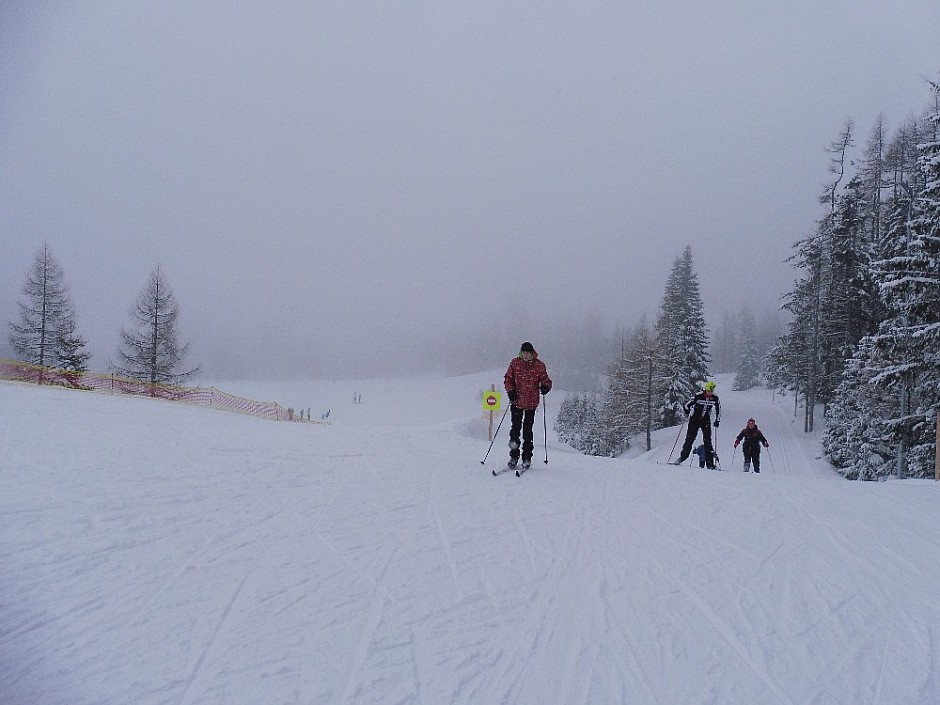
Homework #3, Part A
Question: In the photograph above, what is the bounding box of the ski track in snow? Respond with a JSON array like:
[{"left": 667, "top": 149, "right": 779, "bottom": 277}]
[{"left": 3, "top": 374, "right": 940, "bottom": 704}]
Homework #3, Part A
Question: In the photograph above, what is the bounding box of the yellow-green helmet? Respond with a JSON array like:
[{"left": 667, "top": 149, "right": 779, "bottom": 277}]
[{"left": 704, "top": 380, "right": 716, "bottom": 392}]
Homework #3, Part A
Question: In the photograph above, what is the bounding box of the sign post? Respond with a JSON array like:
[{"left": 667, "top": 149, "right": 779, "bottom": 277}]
[{"left": 482, "top": 385, "right": 502, "bottom": 441}]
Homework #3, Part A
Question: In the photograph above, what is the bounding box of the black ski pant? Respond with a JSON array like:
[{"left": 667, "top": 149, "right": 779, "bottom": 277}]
[
  {"left": 680, "top": 419, "right": 714, "bottom": 468},
  {"left": 743, "top": 447, "right": 761, "bottom": 473},
  {"left": 509, "top": 406, "right": 536, "bottom": 462}
]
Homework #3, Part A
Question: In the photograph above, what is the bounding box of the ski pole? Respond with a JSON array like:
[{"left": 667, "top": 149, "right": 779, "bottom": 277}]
[
  {"left": 480, "top": 405, "right": 510, "bottom": 465},
  {"left": 713, "top": 425, "right": 720, "bottom": 469},
  {"left": 766, "top": 446, "right": 775, "bottom": 473},
  {"left": 542, "top": 392, "right": 549, "bottom": 465},
  {"left": 667, "top": 411, "right": 690, "bottom": 463}
]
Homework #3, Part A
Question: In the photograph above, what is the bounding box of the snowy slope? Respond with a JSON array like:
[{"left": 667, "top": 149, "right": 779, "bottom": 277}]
[{"left": 2, "top": 375, "right": 939, "bottom": 705}]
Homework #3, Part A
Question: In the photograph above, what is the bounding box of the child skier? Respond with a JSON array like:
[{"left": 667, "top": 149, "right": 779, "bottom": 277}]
[
  {"left": 733, "top": 418, "right": 769, "bottom": 473},
  {"left": 693, "top": 444, "right": 709, "bottom": 468}
]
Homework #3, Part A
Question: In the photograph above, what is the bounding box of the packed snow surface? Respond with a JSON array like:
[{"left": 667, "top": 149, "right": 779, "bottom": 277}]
[{"left": 2, "top": 373, "right": 939, "bottom": 704}]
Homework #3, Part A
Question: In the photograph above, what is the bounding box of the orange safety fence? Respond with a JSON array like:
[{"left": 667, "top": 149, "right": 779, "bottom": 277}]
[{"left": 0, "top": 358, "right": 327, "bottom": 425}]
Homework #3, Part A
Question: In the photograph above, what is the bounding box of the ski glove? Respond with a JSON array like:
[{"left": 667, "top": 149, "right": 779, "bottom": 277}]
[
  {"left": 507, "top": 390, "right": 517, "bottom": 402},
  {"left": 540, "top": 385, "right": 550, "bottom": 395},
  {"left": 714, "top": 421, "right": 719, "bottom": 428},
  {"left": 763, "top": 442, "right": 769, "bottom": 448},
  {"left": 733, "top": 440, "right": 739, "bottom": 448}
]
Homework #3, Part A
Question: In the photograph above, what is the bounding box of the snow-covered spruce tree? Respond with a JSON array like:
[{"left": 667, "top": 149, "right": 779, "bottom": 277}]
[
  {"left": 859, "top": 116, "right": 889, "bottom": 251},
  {"left": 820, "top": 177, "right": 882, "bottom": 393},
  {"left": 883, "top": 116, "right": 926, "bottom": 205},
  {"left": 823, "top": 337, "right": 896, "bottom": 479},
  {"left": 630, "top": 321, "right": 668, "bottom": 451},
  {"left": 781, "top": 122, "right": 883, "bottom": 431},
  {"left": 806, "top": 122, "right": 854, "bottom": 426},
  {"left": 605, "top": 319, "right": 668, "bottom": 452},
  {"left": 762, "top": 340, "right": 790, "bottom": 395},
  {"left": 732, "top": 333, "right": 761, "bottom": 391},
  {"left": 554, "top": 392, "right": 583, "bottom": 448},
  {"left": 655, "top": 246, "right": 710, "bottom": 426},
  {"left": 865, "top": 91, "right": 940, "bottom": 478},
  {"left": 711, "top": 311, "right": 739, "bottom": 373},
  {"left": 779, "top": 252, "right": 824, "bottom": 432},
  {"left": 822, "top": 190, "right": 909, "bottom": 476},
  {"left": 555, "top": 392, "right": 613, "bottom": 456},
  {"left": 602, "top": 354, "right": 633, "bottom": 454},
  {"left": 819, "top": 113, "right": 926, "bottom": 471},
  {"left": 114, "top": 266, "right": 197, "bottom": 388},
  {"left": 9, "top": 244, "right": 90, "bottom": 373},
  {"left": 55, "top": 315, "right": 92, "bottom": 376}
]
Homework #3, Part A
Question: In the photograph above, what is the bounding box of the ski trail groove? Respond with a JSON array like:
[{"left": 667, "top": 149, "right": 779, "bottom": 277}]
[
  {"left": 177, "top": 573, "right": 249, "bottom": 705},
  {"left": 481, "top": 483, "right": 591, "bottom": 703},
  {"left": 428, "top": 465, "right": 464, "bottom": 600},
  {"left": 633, "top": 500, "right": 797, "bottom": 705},
  {"left": 340, "top": 588, "right": 391, "bottom": 703}
]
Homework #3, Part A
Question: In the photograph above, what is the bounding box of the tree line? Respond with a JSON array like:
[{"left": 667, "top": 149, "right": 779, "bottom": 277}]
[
  {"left": 10, "top": 82, "right": 936, "bottom": 480},
  {"left": 7, "top": 246, "right": 196, "bottom": 385},
  {"left": 766, "top": 82, "right": 940, "bottom": 480},
  {"left": 558, "top": 81, "right": 939, "bottom": 481},
  {"left": 554, "top": 251, "right": 779, "bottom": 459},
  {"left": 556, "top": 245, "right": 716, "bottom": 457}
]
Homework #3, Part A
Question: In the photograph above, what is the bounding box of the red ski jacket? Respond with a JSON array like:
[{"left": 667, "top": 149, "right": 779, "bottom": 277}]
[{"left": 504, "top": 350, "right": 552, "bottom": 411}]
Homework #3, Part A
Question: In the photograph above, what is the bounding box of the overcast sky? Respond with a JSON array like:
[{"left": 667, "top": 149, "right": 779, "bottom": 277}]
[{"left": 2, "top": 1, "right": 939, "bottom": 378}]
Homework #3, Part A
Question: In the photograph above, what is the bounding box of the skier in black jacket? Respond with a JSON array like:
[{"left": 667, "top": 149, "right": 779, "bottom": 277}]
[
  {"left": 673, "top": 381, "right": 720, "bottom": 468},
  {"left": 733, "top": 418, "right": 769, "bottom": 472}
]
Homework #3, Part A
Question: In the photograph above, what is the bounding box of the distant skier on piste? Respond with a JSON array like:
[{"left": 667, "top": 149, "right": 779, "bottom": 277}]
[
  {"left": 734, "top": 418, "right": 769, "bottom": 472},
  {"left": 673, "top": 380, "right": 720, "bottom": 468},
  {"left": 504, "top": 342, "right": 552, "bottom": 471}
]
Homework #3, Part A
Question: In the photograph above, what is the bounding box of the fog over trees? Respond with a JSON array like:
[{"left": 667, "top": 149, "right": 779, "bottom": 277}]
[
  {"left": 2, "top": 1, "right": 938, "bottom": 481},
  {"left": 556, "top": 84, "right": 940, "bottom": 478}
]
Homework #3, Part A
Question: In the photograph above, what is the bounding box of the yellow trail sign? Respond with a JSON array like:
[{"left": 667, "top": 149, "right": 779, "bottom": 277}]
[{"left": 482, "top": 390, "right": 502, "bottom": 412}]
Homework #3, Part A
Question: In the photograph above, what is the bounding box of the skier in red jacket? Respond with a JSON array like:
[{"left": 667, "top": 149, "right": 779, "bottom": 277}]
[{"left": 504, "top": 342, "right": 552, "bottom": 470}]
